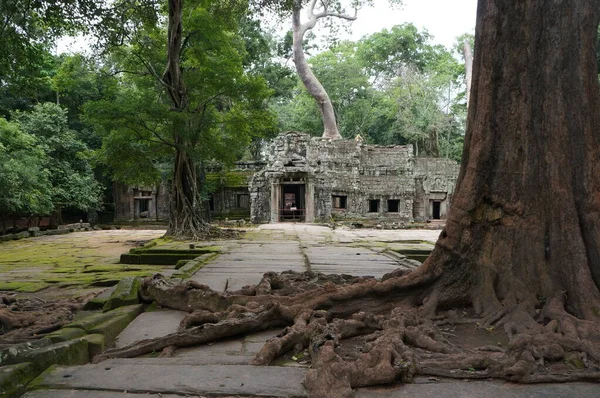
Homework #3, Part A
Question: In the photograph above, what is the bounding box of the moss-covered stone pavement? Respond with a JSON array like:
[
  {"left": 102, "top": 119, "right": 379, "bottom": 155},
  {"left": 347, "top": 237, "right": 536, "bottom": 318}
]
[{"left": 0, "top": 230, "right": 166, "bottom": 297}]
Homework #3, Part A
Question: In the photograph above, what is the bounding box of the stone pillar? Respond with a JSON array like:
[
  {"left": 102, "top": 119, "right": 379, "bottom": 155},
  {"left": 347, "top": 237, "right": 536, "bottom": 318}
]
[
  {"left": 305, "top": 180, "right": 315, "bottom": 223},
  {"left": 270, "top": 182, "right": 280, "bottom": 223}
]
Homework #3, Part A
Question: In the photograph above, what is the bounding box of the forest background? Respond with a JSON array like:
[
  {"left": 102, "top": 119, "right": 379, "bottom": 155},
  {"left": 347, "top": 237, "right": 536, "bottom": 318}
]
[{"left": 1, "top": 0, "right": 481, "bottom": 229}]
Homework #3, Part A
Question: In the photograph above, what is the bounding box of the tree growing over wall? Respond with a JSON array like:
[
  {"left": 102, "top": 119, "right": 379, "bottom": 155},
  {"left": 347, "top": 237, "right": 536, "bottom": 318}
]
[
  {"left": 285, "top": 0, "right": 402, "bottom": 139},
  {"left": 95, "top": 2, "right": 600, "bottom": 396}
]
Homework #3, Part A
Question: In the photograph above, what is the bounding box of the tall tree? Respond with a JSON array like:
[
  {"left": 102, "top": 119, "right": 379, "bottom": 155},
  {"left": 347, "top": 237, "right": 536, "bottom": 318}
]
[
  {"left": 93, "top": 2, "right": 600, "bottom": 396},
  {"left": 291, "top": 0, "right": 361, "bottom": 139},
  {"left": 16, "top": 103, "right": 102, "bottom": 220},
  {"left": 87, "top": 0, "right": 276, "bottom": 237}
]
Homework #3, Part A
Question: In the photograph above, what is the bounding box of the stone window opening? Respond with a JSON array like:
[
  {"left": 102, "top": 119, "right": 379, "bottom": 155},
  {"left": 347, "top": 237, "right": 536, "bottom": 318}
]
[
  {"left": 236, "top": 194, "right": 249, "bottom": 208},
  {"left": 209, "top": 196, "right": 215, "bottom": 212},
  {"left": 368, "top": 199, "right": 380, "bottom": 213},
  {"left": 387, "top": 199, "right": 400, "bottom": 212},
  {"left": 332, "top": 195, "right": 347, "bottom": 210}
]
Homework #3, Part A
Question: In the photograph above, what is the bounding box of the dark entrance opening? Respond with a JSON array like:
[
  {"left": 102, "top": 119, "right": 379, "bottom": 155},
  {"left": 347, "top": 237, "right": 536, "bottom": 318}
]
[
  {"left": 387, "top": 199, "right": 400, "bottom": 212},
  {"left": 280, "top": 184, "right": 305, "bottom": 221},
  {"left": 368, "top": 199, "right": 380, "bottom": 213},
  {"left": 135, "top": 198, "right": 150, "bottom": 218},
  {"left": 432, "top": 201, "right": 441, "bottom": 219}
]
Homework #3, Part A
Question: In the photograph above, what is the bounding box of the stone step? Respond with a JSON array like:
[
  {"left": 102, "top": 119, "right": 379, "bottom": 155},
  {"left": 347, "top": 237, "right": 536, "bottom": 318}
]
[
  {"left": 23, "top": 391, "right": 210, "bottom": 398},
  {"left": 30, "top": 363, "right": 308, "bottom": 397}
]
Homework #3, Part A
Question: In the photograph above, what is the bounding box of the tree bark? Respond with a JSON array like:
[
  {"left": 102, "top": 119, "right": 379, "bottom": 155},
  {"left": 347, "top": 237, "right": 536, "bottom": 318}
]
[
  {"left": 421, "top": 0, "right": 600, "bottom": 320},
  {"left": 292, "top": 0, "right": 343, "bottom": 140}
]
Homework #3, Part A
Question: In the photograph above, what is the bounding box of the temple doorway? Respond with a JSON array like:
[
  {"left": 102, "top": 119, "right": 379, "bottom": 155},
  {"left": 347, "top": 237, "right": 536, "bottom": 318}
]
[{"left": 280, "top": 183, "right": 306, "bottom": 221}]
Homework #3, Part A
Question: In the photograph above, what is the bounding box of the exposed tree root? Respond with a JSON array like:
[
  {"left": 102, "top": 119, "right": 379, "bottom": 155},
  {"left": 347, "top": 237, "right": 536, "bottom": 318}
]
[
  {"left": 0, "top": 295, "right": 86, "bottom": 346},
  {"left": 92, "top": 271, "right": 600, "bottom": 397}
]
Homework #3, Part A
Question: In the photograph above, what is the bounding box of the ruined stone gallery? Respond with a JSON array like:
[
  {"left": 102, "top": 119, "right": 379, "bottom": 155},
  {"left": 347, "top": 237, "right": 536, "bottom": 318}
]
[{"left": 115, "top": 132, "right": 459, "bottom": 224}]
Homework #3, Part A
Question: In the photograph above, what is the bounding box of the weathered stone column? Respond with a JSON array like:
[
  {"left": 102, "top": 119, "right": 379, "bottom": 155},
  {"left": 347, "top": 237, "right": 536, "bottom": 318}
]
[
  {"left": 305, "top": 180, "right": 315, "bottom": 223},
  {"left": 270, "top": 182, "right": 280, "bottom": 223}
]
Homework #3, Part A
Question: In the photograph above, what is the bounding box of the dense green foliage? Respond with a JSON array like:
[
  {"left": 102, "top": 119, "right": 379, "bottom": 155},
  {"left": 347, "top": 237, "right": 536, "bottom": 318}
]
[
  {"left": 15, "top": 103, "right": 102, "bottom": 212},
  {"left": 84, "top": 1, "right": 277, "bottom": 186},
  {"left": 0, "top": 0, "right": 473, "bottom": 226},
  {"left": 0, "top": 118, "right": 52, "bottom": 221},
  {"left": 275, "top": 24, "right": 467, "bottom": 160}
]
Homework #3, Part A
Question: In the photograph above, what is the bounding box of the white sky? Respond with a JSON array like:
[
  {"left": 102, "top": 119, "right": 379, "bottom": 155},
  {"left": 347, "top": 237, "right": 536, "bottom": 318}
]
[
  {"left": 57, "top": 0, "right": 478, "bottom": 54},
  {"left": 349, "top": 0, "right": 477, "bottom": 48}
]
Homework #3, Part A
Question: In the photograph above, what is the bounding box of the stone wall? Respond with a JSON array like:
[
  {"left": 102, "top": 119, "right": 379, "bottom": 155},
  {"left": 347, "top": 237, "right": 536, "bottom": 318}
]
[
  {"left": 249, "top": 132, "right": 457, "bottom": 224},
  {"left": 413, "top": 158, "right": 460, "bottom": 221},
  {"left": 113, "top": 133, "right": 459, "bottom": 224}
]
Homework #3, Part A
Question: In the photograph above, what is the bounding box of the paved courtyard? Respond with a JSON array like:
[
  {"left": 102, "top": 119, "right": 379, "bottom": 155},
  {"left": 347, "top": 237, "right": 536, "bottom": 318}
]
[{"left": 6, "top": 224, "right": 598, "bottom": 397}]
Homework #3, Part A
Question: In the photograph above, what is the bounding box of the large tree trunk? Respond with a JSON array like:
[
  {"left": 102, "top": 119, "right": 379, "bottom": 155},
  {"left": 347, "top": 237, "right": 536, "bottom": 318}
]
[
  {"left": 422, "top": 0, "right": 600, "bottom": 319},
  {"left": 163, "top": 0, "right": 208, "bottom": 238},
  {"left": 96, "top": 2, "right": 600, "bottom": 396},
  {"left": 168, "top": 145, "right": 208, "bottom": 238},
  {"left": 292, "top": 1, "right": 342, "bottom": 140}
]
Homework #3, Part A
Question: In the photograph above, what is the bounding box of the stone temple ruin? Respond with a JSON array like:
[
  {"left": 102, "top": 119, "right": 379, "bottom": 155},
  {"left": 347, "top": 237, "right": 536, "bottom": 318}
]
[{"left": 114, "top": 132, "right": 460, "bottom": 224}]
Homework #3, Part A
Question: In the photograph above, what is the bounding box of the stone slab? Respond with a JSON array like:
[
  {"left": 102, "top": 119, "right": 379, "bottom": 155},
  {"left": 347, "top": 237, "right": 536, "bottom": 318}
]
[
  {"left": 355, "top": 380, "right": 600, "bottom": 398},
  {"left": 31, "top": 363, "right": 308, "bottom": 397},
  {"left": 103, "top": 356, "right": 255, "bottom": 366},
  {"left": 23, "top": 391, "right": 208, "bottom": 398},
  {"left": 114, "top": 310, "right": 187, "bottom": 349},
  {"left": 175, "top": 339, "right": 244, "bottom": 357},
  {"left": 0, "top": 338, "right": 89, "bottom": 370}
]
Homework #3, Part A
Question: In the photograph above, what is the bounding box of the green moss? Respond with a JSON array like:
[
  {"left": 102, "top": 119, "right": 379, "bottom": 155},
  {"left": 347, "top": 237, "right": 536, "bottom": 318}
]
[
  {"left": 0, "top": 338, "right": 89, "bottom": 370},
  {"left": 0, "top": 362, "right": 40, "bottom": 398},
  {"left": 82, "top": 334, "right": 106, "bottom": 360},
  {"left": 565, "top": 356, "right": 586, "bottom": 369},
  {"left": 172, "top": 253, "right": 218, "bottom": 279},
  {"left": 0, "top": 281, "right": 50, "bottom": 292},
  {"left": 83, "top": 297, "right": 108, "bottom": 310},
  {"left": 102, "top": 277, "right": 141, "bottom": 311},
  {"left": 206, "top": 171, "right": 253, "bottom": 188},
  {"left": 45, "top": 327, "right": 87, "bottom": 343}
]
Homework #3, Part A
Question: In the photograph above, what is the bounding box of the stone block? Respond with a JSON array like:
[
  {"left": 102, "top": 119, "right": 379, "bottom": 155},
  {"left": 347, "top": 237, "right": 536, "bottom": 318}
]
[
  {"left": 45, "top": 328, "right": 87, "bottom": 344},
  {"left": 83, "top": 297, "right": 108, "bottom": 311},
  {"left": 88, "top": 315, "right": 133, "bottom": 345},
  {"left": 0, "top": 234, "right": 14, "bottom": 242},
  {"left": 65, "top": 312, "right": 116, "bottom": 333},
  {"left": 0, "top": 339, "right": 52, "bottom": 366},
  {"left": 66, "top": 305, "right": 142, "bottom": 332},
  {"left": 102, "top": 277, "right": 141, "bottom": 311},
  {"left": 0, "top": 339, "right": 89, "bottom": 370},
  {"left": 82, "top": 334, "right": 105, "bottom": 360},
  {"left": 0, "top": 362, "right": 39, "bottom": 398},
  {"left": 15, "top": 231, "right": 30, "bottom": 240},
  {"left": 45, "top": 229, "right": 69, "bottom": 236}
]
